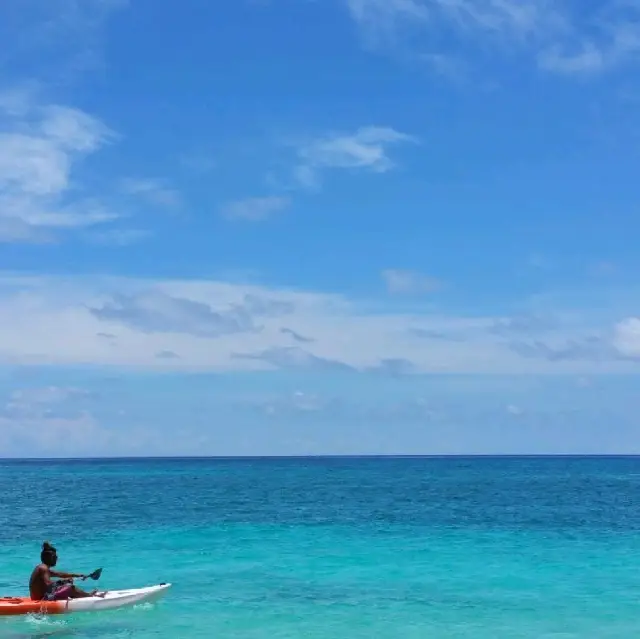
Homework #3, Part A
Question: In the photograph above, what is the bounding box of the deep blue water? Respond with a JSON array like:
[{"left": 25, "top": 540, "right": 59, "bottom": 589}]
[{"left": 1, "top": 456, "right": 639, "bottom": 637}]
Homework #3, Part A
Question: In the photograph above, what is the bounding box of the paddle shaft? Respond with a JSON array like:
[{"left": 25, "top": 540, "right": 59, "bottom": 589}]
[{"left": 60, "top": 568, "right": 102, "bottom": 585}]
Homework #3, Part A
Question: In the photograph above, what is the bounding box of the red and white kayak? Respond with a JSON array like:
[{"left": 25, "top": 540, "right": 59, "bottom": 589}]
[{"left": 0, "top": 583, "right": 171, "bottom": 616}]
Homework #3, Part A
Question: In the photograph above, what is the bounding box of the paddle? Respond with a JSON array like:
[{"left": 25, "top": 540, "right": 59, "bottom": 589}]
[
  {"left": 61, "top": 568, "right": 103, "bottom": 585},
  {"left": 81, "top": 568, "right": 103, "bottom": 581}
]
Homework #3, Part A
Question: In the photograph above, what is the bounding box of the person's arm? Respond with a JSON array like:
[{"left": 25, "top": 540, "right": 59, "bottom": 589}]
[{"left": 50, "top": 569, "right": 85, "bottom": 580}]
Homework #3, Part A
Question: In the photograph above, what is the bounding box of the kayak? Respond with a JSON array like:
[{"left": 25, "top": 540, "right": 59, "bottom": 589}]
[{"left": 0, "top": 583, "right": 171, "bottom": 616}]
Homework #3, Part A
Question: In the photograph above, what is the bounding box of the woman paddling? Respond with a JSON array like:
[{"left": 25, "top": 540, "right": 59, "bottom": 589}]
[{"left": 29, "top": 542, "right": 104, "bottom": 601}]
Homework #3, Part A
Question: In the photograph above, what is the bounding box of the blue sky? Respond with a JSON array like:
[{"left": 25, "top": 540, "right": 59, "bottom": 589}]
[{"left": 1, "top": 0, "right": 640, "bottom": 457}]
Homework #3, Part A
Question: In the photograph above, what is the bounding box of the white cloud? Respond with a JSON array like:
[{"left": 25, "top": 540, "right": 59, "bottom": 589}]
[
  {"left": 233, "top": 346, "right": 355, "bottom": 372},
  {"left": 346, "top": 0, "right": 640, "bottom": 76},
  {"left": 85, "top": 228, "right": 152, "bottom": 246},
  {"left": 89, "top": 290, "right": 264, "bottom": 337},
  {"left": 294, "top": 126, "right": 417, "bottom": 188},
  {"left": 253, "top": 390, "right": 332, "bottom": 417},
  {"left": 349, "top": 0, "right": 428, "bottom": 25},
  {"left": 0, "top": 3, "right": 155, "bottom": 244},
  {"left": 506, "top": 403, "right": 524, "bottom": 416},
  {"left": 0, "top": 86, "right": 38, "bottom": 117},
  {"left": 220, "top": 196, "right": 291, "bottom": 221},
  {"left": 538, "top": 21, "right": 640, "bottom": 75},
  {"left": 0, "top": 393, "right": 157, "bottom": 457},
  {"left": 538, "top": 43, "right": 608, "bottom": 75},
  {"left": 0, "top": 272, "right": 638, "bottom": 375},
  {"left": 179, "top": 153, "right": 217, "bottom": 174},
  {"left": 7, "top": 385, "right": 88, "bottom": 408},
  {"left": 347, "top": 0, "right": 430, "bottom": 47},
  {"left": 0, "top": 91, "right": 178, "bottom": 243},
  {"left": 229, "top": 126, "right": 414, "bottom": 218},
  {"left": 0, "top": 94, "right": 118, "bottom": 241},
  {"left": 40, "top": 105, "right": 109, "bottom": 153},
  {"left": 433, "top": 0, "right": 558, "bottom": 37},
  {"left": 0, "top": 105, "right": 111, "bottom": 193},
  {"left": 0, "top": 0, "right": 127, "bottom": 83},
  {"left": 612, "top": 317, "right": 640, "bottom": 359},
  {"left": 347, "top": 0, "right": 559, "bottom": 47},
  {"left": 382, "top": 269, "right": 442, "bottom": 294},
  {"left": 0, "top": 411, "right": 108, "bottom": 456},
  {"left": 120, "top": 178, "right": 181, "bottom": 209},
  {"left": 0, "top": 384, "right": 105, "bottom": 456}
]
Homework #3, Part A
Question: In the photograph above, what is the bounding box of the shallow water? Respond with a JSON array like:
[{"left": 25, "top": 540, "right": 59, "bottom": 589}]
[{"left": 1, "top": 456, "right": 639, "bottom": 638}]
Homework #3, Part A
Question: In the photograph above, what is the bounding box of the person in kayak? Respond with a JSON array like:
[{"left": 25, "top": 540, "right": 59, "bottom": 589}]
[{"left": 29, "top": 542, "right": 103, "bottom": 601}]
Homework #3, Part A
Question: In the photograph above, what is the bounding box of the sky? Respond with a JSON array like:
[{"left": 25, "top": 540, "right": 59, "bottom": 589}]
[{"left": 1, "top": 0, "right": 640, "bottom": 457}]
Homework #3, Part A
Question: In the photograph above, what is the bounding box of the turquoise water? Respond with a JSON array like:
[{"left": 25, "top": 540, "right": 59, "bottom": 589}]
[{"left": 1, "top": 456, "right": 639, "bottom": 638}]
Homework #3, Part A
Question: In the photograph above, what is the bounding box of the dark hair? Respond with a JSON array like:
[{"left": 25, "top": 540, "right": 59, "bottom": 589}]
[{"left": 41, "top": 541, "right": 57, "bottom": 564}]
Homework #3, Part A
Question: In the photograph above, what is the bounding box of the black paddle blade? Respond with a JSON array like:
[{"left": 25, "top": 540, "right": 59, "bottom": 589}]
[{"left": 88, "top": 568, "right": 103, "bottom": 581}]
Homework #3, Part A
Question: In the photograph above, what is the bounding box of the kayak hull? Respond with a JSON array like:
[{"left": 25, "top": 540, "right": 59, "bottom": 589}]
[{"left": 0, "top": 583, "right": 171, "bottom": 616}]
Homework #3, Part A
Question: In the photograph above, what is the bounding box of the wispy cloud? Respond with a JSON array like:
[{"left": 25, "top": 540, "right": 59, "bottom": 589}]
[
  {"left": 0, "top": 0, "right": 127, "bottom": 83},
  {"left": 294, "top": 126, "right": 417, "bottom": 188},
  {"left": 382, "top": 269, "right": 442, "bottom": 294},
  {"left": 539, "top": 26, "right": 640, "bottom": 75},
  {"left": 347, "top": 0, "right": 558, "bottom": 47},
  {"left": 7, "top": 385, "right": 89, "bottom": 409},
  {"left": 0, "top": 380, "right": 157, "bottom": 457},
  {"left": 89, "top": 291, "right": 261, "bottom": 338},
  {"left": 506, "top": 316, "right": 640, "bottom": 364},
  {"left": 156, "top": 349, "right": 179, "bottom": 360},
  {"left": 248, "top": 389, "right": 338, "bottom": 418},
  {"left": 0, "top": 94, "right": 120, "bottom": 242},
  {"left": 120, "top": 178, "right": 181, "bottom": 209},
  {"left": 0, "top": 273, "right": 638, "bottom": 374},
  {"left": 233, "top": 346, "right": 356, "bottom": 372},
  {"left": 1, "top": 409, "right": 107, "bottom": 456},
  {"left": 0, "top": 3, "right": 160, "bottom": 245},
  {"left": 88, "top": 289, "right": 297, "bottom": 339},
  {"left": 509, "top": 335, "right": 618, "bottom": 363},
  {"left": 281, "top": 327, "right": 315, "bottom": 343},
  {"left": 347, "top": 0, "right": 429, "bottom": 48},
  {"left": 230, "top": 126, "right": 415, "bottom": 223},
  {"left": 220, "top": 196, "right": 291, "bottom": 221},
  {"left": 612, "top": 317, "right": 640, "bottom": 359},
  {"left": 368, "top": 357, "right": 417, "bottom": 375},
  {"left": 539, "top": 43, "right": 609, "bottom": 75},
  {"left": 0, "top": 92, "right": 177, "bottom": 244},
  {"left": 346, "top": 0, "right": 640, "bottom": 77},
  {"left": 85, "top": 228, "right": 152, "bottom": 246},
  {"left": 1, "top": 383, "right": 99, "bottom": 455},
  {"left": 179, "top": 152, "right": 216, "bottom": 174}
]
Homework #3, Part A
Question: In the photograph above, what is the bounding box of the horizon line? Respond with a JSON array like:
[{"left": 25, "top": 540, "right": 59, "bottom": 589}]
[{"left": 2, "top": 454, "right": 640, "bottom": 462}]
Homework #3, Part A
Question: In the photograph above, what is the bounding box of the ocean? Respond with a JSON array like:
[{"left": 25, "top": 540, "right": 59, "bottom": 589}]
[{"left": 0, "top": 456, "right": 639, "bottom": 638}]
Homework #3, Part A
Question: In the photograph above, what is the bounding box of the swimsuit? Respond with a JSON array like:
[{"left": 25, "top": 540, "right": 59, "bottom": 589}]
[{"left": 43, "top": 581, "right": 73, "bottom": 601}]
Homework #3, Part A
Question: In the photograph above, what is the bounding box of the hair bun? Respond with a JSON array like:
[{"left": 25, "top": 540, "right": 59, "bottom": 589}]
[{"left": 43, "top": 541, "right": 54, "bottom": 551}]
